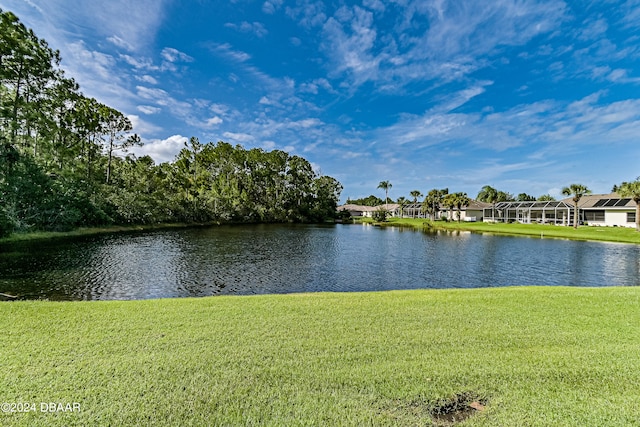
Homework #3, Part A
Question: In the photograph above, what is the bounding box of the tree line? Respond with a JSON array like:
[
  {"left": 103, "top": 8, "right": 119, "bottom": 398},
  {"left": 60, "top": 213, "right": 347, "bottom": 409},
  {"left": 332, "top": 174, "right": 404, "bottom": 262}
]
[{"left": 0, "top": 9, "right": 342, "bottom": 237}]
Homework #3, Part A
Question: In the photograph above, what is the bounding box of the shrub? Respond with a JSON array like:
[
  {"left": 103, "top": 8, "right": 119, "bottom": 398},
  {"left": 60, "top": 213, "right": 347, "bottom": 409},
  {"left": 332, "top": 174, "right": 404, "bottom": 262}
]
[
  {"left": 372, "top": 208, "right": 389, "bottom": 222},
  {"left": 0, "top": 206, "right": 15, "bottom": 238},
  {"left": 337, "top": 209, "right": 352, "bottom": 221}
]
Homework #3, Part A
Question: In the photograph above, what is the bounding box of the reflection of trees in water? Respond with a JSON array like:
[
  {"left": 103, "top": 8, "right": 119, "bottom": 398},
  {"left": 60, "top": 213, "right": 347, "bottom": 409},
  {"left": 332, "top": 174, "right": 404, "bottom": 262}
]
[{"left": 0, "top": 237, "right": 104, "bottom": 300}]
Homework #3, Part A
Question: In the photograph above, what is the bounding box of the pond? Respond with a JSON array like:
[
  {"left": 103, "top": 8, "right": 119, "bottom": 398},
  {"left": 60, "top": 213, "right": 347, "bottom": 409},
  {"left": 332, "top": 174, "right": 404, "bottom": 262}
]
[{"left": 1, "top": 223, "right": 639, "bottom": 300}]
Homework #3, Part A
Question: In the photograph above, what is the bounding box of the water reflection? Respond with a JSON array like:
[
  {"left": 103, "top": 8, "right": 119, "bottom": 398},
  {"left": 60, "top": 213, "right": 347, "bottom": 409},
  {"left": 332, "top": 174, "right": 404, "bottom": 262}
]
[{"left": 1, "top": 224, "right": 639, "bottom": 301}]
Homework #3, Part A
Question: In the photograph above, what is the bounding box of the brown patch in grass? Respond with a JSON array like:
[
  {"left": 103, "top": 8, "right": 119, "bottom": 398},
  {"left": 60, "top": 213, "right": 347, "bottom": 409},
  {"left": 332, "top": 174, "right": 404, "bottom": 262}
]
[
  {"left": 378, "top": 391, "right": 488, "bottom": 426},
  {"left": 430, "top": 392, "right": 487, "bottom": 426}
]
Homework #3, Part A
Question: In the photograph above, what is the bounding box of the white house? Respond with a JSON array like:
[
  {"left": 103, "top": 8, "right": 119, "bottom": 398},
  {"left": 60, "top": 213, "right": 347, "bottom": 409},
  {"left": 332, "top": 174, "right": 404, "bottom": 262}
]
[
  {"left": 339, "top": 201, "right": 490, "bottom": 221},
  {"left": 571, "top": 193, "right": 637, "bottom": 228},
  {"left": 478, "top": 194, "right": 637, "bottom": 228}
]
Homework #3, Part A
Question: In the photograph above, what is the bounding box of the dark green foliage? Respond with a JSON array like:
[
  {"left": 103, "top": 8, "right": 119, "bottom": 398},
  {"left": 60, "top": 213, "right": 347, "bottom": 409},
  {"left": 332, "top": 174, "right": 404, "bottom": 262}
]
[
  {"left": 422, "top": 188, "right": 448, "bottom": 219},
  {"left": 336, "top": 209, "right": 351, "bottom": 221},
  {"left": 166, "top": 141, "right": 341, "bottom": 223},
  {"left": 346, "top": 194, "right": 384, "bottom": 206},
  {"left": 0, "top": 9, "right": 342, "bottom": 237},
  {"left": 372, "top": 208, "right": 389, "bottom": 222},
  {"left": 0, "top": 205, "right": 14, "bottom": 237},
  {"left": 517, "top": 192, "right": 536, "bottom": 201},
  {"left": 310, "top": 176, "right": 343, "bottom": 221}
]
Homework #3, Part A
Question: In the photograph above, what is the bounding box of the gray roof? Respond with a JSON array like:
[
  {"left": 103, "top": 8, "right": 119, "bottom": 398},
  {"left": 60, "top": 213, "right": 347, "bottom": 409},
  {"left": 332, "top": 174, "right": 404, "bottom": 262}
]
[
  {"left": 340, "top": 200, "right": 490, "bottom": 211},
  {"left": 494, "top": 200, "right": 573, "bottom": 210},
  {"left": 338, "top": 204, "right": 378, "bottom": 212}
]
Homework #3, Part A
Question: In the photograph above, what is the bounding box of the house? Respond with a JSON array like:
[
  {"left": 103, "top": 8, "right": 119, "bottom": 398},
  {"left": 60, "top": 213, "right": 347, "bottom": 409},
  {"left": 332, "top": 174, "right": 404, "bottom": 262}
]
[
  {"left": 338, "top": 203, "right": 400, "bottom": 218},
  {"left": 478, "top": 194, "right": 638, "bottom": 227},
  {"left": 448, "top": 199, "right": 491, "bottom": 222},
  {"left": 337, "top": 204, "right": 378, "bottom": 218},
  {"left": 570, "top": 193, "right": 637, "bottom": 228},
  {"left": 339, "top": 201, "right": 490, "bottom": 221},
  {"left": 483, "top": 200, "right": 574, "bottom": 225}
]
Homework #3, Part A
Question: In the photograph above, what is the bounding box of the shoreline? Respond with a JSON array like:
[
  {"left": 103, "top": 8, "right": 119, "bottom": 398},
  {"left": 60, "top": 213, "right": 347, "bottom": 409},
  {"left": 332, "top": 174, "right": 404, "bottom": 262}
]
[
  {"left": 356, "top": 217, "right": 640, "bottom": 244},
  {"left": 4, "top": 217, "right": 640, "bottom": 245},
  {"left": 0, "top": 222, "right": 218, "bottom": 244},
  {"left": 0, "top": 219, "right": 339, "bottom": 245}
]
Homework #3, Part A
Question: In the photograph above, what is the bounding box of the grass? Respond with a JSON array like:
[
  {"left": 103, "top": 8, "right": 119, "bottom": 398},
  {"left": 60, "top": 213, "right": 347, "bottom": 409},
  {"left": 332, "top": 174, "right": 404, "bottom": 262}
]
[
  {"left": 362, "top": 217, "right": 640, "bottom": 244},
  {"left": 2, "top": 287, "right": 640, "bottom": 426},
  {"left": 0, "top": 222, "right": 215, "bottom": 244}
]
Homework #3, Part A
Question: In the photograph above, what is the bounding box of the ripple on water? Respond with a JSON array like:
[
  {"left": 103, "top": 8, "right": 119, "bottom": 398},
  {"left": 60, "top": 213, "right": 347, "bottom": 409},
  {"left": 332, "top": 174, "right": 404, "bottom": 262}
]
[{"left": 1, "top": 224, "right": 639, "bottom": 300}]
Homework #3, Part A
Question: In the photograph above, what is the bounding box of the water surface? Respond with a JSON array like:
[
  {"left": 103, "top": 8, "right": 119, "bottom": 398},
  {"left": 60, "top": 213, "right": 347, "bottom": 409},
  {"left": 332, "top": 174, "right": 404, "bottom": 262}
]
[{"left": 1, "top": 224, "right": 638, "bottom": 300}]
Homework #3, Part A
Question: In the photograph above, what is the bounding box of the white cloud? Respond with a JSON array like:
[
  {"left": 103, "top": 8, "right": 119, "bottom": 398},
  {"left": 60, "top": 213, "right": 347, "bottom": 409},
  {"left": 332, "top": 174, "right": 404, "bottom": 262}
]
[
  {"left": 107, "top": 35, "right": 135, "bottom": 51},
  {"left": 137, "top": 75, "right": 158, "bottom": 85},
  {"left": 362, "top": 0, "right": 385, "bottom": 12},
  {"left": 259, "top": 96, "right": 278, "bottom": 106},
  {"left": 136, "top": 86, "right": 192, "bottom": 117},
  {"left": 261, "top": 140, "right": 276, "bottom": 150},
  {"left": 13, "top": 0, "right": 170, "bottom": 52},
  {"left": 66, "top": 41, "right": 117, "bottom": 80},
  {"left": 206, "top": 116, "right": 223, "bottom": 126},
  {"left": 120, "top": 54, "right": 158, "bottom": 71},
  {"left": 290, "top": 118, "right": 322, "bottom": 129},
  {"left": 321, "top": 6, "right": 380, "bottom": 86},
  {"left": 316, "top": 1, "right": 566, "bottom": 91},
  {"left": 299, "top": 78, "right": 334, "bottom": 94},
  {"left": 285, "top": 1, "right": 327, "bottom": 28},
  {"left": 159, "top": 47, "right": 194, "bottom": 73},
  {"left": 576, "top": 17, "right": 608, "bottom": 41},
  {"left": 262, "top": 0, "right": 283, "bottom": 14},
  {"left": 137, "top": 105, "right": 161, "bottom": 114},
  {"left": 130, "top": 135, "right": 188, "bottom": 163},
  {"left": 224, "top": 21, "right": 268, "bottom": 37},
  {"left": 210, "top": 43, "right": 251, "bottom": 62},
  {"left": 161, "top": 47, "right": 194, "bottom": 63},
  {"left": 61, "top": 41, "right": 141, "bottom": 112},
  {"left": 127, "top": 114, "right": 162, "bottom": 136},
  {"left": 222, "top": 132, "right": 255, "bottom": 143},
  {"left": 210, "top": 104, "right": 232, "bottom": 116}
]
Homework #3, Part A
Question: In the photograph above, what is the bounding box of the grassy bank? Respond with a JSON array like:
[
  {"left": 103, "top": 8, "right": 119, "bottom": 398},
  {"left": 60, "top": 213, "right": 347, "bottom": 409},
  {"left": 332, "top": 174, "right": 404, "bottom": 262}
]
[
  {"left": 0, "top": 222, "right": 219, "bottom": 244},
  {"left": 363, "top": 217, "right": 640, "bottom": 244},
  {"left": 2, "top": 287, "right": 640, "bottom": 426}
]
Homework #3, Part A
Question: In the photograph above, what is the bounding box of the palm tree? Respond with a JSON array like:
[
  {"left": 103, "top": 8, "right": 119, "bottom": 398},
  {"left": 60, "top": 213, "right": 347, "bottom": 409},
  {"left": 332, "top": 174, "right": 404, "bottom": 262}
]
[
  {"left": 453, "top": 192, "right": 471, "bottom": 222},
  {"left": 442, "top": 193, "right": 458, "bottom": 221},
  {"left": 617, "top": 178, "right": 640, "bottom": 231},
  {"left": 396, "top": 196, "right": 408, "bottom": 218},
  {"left": 561, "top": 184, "right": 591, "bottom": 228},
  {"left": 409, "top": 190, "right": 423, "bottom": 218},
  {"left": 377, "top": 181, "right": 392, "bottom": 209},
  {"left": 422, "top": 188, "right": 448, "bottom": 220},
  {"left": 477, "top": 185, "right": 499, "bottom": 221}
]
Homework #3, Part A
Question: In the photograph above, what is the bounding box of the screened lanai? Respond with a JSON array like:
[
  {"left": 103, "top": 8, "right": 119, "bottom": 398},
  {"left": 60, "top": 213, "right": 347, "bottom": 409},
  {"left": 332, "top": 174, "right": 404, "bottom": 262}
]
[
  {"left": 483, "top": 200, "right": 574, "bottom": 225},
  {"left": 402, "top": 203, "right": 428, "bottom": 218}
]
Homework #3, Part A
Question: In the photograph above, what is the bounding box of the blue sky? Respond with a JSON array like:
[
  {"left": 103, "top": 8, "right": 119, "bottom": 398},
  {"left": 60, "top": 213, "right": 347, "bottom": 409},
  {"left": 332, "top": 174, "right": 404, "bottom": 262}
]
[{"left": 2, "top": 0, "right": 640, "bottom": 202}]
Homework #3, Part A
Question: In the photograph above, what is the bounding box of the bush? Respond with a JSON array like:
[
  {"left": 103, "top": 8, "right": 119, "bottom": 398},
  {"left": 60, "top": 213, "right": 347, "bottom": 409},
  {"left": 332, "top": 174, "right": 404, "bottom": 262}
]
[
  {"left": 337, "top": 209, "right": 352, "bottom": 221},
  {"left": 372, "top": 208, "right": 389, "bottom": 222},
  {"left": 0, "top": 206, "right": 15, "bottom": 238}
]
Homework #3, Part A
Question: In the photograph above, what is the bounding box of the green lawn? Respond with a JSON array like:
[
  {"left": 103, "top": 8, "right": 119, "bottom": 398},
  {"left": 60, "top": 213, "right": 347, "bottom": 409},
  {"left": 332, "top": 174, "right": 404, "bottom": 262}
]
[
  {"left": 368, "top": 217, "right": 640, "bottom": 244},
  {"left": 2, "top": 287, "right": 640, "bottom": 426}
]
